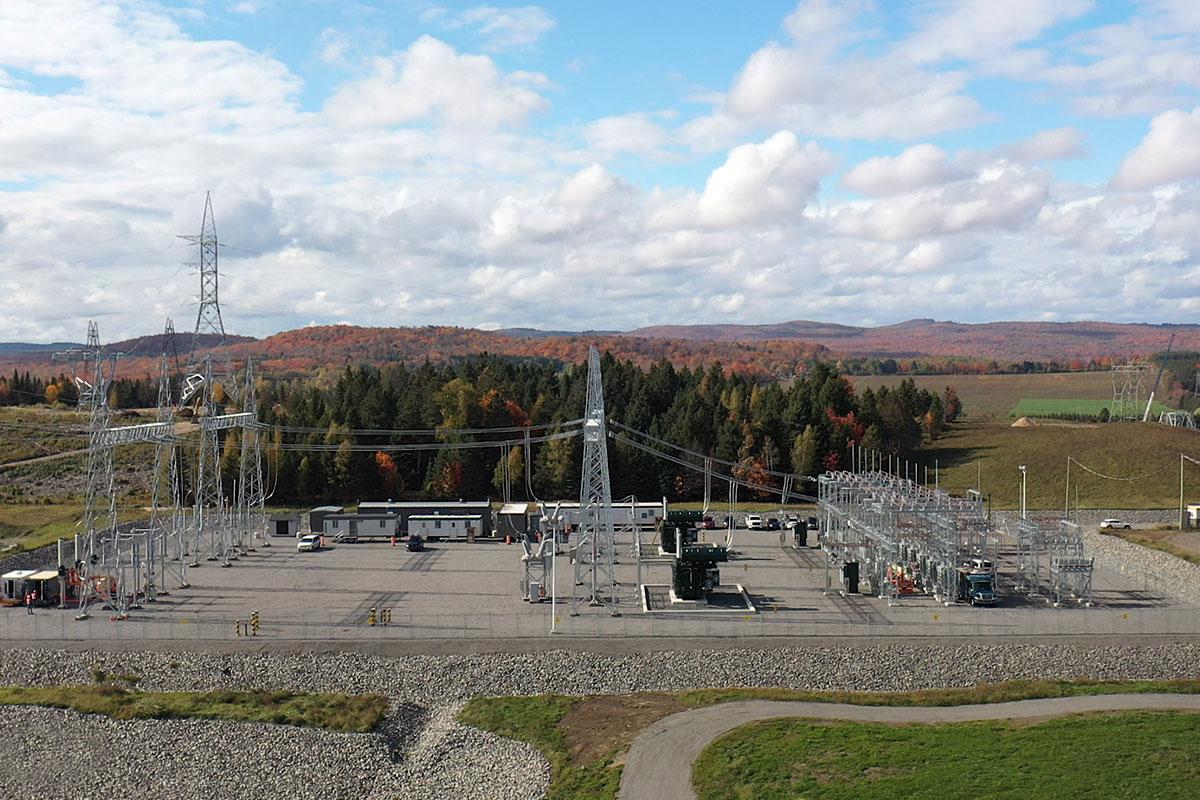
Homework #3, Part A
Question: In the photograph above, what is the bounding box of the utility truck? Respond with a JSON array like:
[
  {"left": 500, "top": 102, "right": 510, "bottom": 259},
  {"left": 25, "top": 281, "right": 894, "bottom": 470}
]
[{"left": 956, "top": 558, "right": 998, "bottom": 606}]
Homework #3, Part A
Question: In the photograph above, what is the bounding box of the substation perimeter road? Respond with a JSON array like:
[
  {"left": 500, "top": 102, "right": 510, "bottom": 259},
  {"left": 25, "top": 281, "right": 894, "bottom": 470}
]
[{"left": 617, "top": 694, "right": 1200, "bottom": 800}]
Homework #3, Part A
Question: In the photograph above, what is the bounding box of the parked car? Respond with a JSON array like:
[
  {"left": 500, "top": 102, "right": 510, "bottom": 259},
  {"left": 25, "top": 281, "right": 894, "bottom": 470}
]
[
  {"left": 1100, "top": 518, "right": 1132, "bottom": 529},
  {"left": 296, "top": 534, "right": 321, "bottom": 552},
  {"left": 783, "top": 514, "right": 800, "bottom": 529},
  {"left": 406, "top": 534, "right": 425, "bottom": 552},
  {"left": 744, "top": 514, "right": 764, "bottom": 530},
  {"left": 765, "top": 517, "right": 781, "bottom": 531},
  {"left": 700, "top": 516, "right": 717, "bottom": 530}
]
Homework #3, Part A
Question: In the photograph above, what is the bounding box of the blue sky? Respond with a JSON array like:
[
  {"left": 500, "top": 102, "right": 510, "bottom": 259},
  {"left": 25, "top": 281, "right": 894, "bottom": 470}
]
[{"left": 1, "top": 0, "right": 1199, "bottom": 342}]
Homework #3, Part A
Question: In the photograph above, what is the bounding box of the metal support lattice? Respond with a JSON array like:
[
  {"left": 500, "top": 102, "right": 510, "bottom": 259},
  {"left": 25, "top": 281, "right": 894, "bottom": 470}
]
[
  {"left": 570, "top": 347, "right": 619, "bottom": 615},
  {"left": 818, "top": 470, "right": 994, "bottom": 604}
]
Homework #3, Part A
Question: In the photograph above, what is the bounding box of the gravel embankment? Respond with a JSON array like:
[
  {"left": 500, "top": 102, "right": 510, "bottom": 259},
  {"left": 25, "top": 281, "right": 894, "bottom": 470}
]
[
  {"left": 1084, "top": 530, "right": 1200, "bottom": 605},
  {"left": 2, "top": 643, "right": 1200, "bottom": 799}
]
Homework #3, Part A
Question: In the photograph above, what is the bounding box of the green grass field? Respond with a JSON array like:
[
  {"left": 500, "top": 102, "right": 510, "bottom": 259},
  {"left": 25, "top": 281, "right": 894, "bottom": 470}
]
[
  {"left": 458, "top": 680, "right": 1200, "bottom": 800},
  {"left": 693, "top": 712, "right": 1200, "bottom": 800},
  {"left": 0, "top": 682, "right": 388, "bottom": 732},
  {"left": 0, "top": 502, "right": 88, "bottom": 554},
  {"left": 1009, "top": 398, "right": 1171, "bottom": 418},
  {"left": 911, "top": 419, "right": 1199, "bottom": 509},
  {"left": 0, "top": 407, "right": 89, "bottom": 465},
  {"left": 851, "top": 372, "right": 1117, "bottom": 419}
]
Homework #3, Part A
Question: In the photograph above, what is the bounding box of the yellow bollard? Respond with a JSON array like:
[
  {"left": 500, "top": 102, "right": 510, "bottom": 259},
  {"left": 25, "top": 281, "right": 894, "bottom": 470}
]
[
  {"left": 368, "top": 607, "right": 376, "bottom": 626},
  {"left": 250, "top": 610, "right": 260, "bottom": 636}
]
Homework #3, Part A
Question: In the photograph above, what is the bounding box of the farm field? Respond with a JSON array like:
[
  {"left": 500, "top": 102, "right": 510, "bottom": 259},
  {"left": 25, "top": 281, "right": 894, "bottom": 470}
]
[
  {"left": 1010, "top": 398, "right": 1171, "bottom": 419},
  {"left": 850, "top": 372, "right": 1116, "bottom": 419},
  {"left": 692, "top": 711, "right": 1200, "bottom": 800},
  {"left": 909, "top": 419, "right": 1199, "bottom": 509}
]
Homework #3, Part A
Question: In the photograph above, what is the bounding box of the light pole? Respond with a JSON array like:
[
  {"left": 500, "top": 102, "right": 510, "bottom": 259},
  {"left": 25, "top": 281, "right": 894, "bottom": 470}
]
[{"left": 1019, "top": 464, "right": 1027, "bottom": 520}]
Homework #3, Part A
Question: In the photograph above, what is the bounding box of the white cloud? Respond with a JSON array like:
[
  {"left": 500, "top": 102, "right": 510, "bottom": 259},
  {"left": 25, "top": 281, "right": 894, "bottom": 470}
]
[
  {"left": 686, "top": 2, "right": 983, "bottom": 147},
  {"left": 317, "top": 27, "right": 351, "bottom": 67},
  {"left": 583, "top": 113, "right": 669, "bottom": 157},
  {"left": 429, "top": 5, "right": 555, "bottom": 52},
  {"left": 835, "top": 161, "right": 1049, "bottom": 241},
  {"left": 1005, "top": 127, "right": 1087, "bottom": 161},
  {"left": 1112, "top": 107, "right": 1200, "bottom": 189},
  {"left": 2, "top": 0, "right": 1200, "bottom": 342},
  {"left": 841, "top": 144, "right": 966, "bottom": 196},
  {"left": 717, "top": 41, "right": 980, "bottom": 141},
  {"left": 697, "top": 131, "right": 837, "bottom": 227},
  {"left": 324, "top": 36, "right": 548, "bottom": 129},
  {"left": 903, "top": 0, "right": 1093, "bottom": 66}
]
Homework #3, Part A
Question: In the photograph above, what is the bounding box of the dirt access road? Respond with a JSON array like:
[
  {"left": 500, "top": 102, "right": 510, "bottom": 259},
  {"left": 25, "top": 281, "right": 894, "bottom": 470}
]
[{"left": 617, "top": 694, "right": 1200, "bottom": 800}]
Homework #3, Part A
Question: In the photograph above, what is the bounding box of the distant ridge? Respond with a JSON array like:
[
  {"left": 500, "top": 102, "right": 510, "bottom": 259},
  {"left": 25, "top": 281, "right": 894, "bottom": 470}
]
[
  {"left": 623, "top": 319, "right": 1200, "bottom": 360},
  {"left": 3, "top": 319, "right": 1197, "bottom": 379},
  {"left": 0, "top": 342, "right": 80, "bottom": 353}
]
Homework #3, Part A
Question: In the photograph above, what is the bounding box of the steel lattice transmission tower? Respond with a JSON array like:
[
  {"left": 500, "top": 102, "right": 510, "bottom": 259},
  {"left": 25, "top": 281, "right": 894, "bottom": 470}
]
[
  {"left": 149, "top": 318, "right": 188, "bottom": 592},
  {"left": 180, "top": 191, "right": 226, "bottom": 368},
  {"left": 237, "top": 359, "right": 267, "bottom": 552},
  {"left": 193, "top": 356, "right": 227, "bottom": 565},
  {"left": 53, "top": 321, "right": 105, "bottom": 412},
  {"left": 76, "top": 322, "right": 117, "bottom": 619},
  {"left": 1111, "top": 363, "right": 1149, "bottom": 421},
  {"left": 570, "top": 347, "right": 619, "bottom": 615}
]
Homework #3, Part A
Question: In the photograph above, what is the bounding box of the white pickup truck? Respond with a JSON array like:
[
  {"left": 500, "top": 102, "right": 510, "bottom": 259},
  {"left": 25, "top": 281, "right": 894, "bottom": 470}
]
[{"left": 744, "top": 514, "right": 764, "bottom": 530}]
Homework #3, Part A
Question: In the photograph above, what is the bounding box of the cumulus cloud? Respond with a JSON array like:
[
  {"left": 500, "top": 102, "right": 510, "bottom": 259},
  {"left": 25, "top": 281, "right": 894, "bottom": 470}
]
[
  {"left": 324, "top": 36, "right": 548, "bottom": 129},
  {"left": 841, "top": 145, "right": 967, "bottom": 196},
  {"left": 903, "top": 0, "right": 1092, "bottom": 66},
  {"left": 714, "top": 39, "right": 981, "bottom": 142},
  {"left": 1004, "top": 127, "right": 1087, "bottom": 161},
  {"left": 1112, "top": 108, "right": 1200, "bottom": 189},
  {"left": 697, "top": 131, "right": 837, "bottom": 227},
  {"left": 835, "top": 161, "right": 1050, "bottom": 241},
  {"left": 583, "top": 113, "right": 670, "bottom": 158},
  {"left": 2, "top": 0, "right": 1200, "bottom": 342}
]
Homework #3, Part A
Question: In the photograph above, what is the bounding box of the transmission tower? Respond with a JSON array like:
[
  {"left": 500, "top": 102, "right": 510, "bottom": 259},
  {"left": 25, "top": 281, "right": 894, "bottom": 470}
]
[
  {"left": 180, "top": 191, "right": 226, "bottom": 368},
  {"left": 149, "top": 318, "right": 188, "bottom": 592},
  {"left": 193, "top": 356, "right": 227, "bottom": 566},
  {"left": 571, "top": 347, "right": 619, "bottom": 615},
  {"left": 237, "top": 359, "right": 266, "bottom": 551},
  {"left": 53, "top": 321, "right": 104, "bottom": 411},
  {"left": 1111, "top": 363, "right": 1150, "bottom": 421},
  {"left": 76, "top": 323, "right": 117, "bottom": 619}
]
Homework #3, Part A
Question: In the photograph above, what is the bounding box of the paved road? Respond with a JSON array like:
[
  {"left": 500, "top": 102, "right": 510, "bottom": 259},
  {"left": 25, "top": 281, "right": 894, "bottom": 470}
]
[{"left": 617, "top": 693, "right": 1200, "bottom": 800}]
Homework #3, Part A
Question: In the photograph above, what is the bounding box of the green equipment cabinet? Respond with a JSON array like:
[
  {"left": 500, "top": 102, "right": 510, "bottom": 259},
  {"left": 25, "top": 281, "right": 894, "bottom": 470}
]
[
  {"left": 660, "top": 510, "right": 703, "bottom": 555},
  {"left": 673, "top": 543, "right": 729, "bottom": 600}
]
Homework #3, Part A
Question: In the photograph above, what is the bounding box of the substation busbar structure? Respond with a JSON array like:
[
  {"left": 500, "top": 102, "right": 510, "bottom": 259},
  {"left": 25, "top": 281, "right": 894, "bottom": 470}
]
[
  {"left": 67, "top": 323, "right": 270, "bottom": 620},
  {"left": 817, "top": 470, "right": 996, "bottom": 605},
  {"left": 1012, "top": 516, "right": 1094, "bottom": 606}
]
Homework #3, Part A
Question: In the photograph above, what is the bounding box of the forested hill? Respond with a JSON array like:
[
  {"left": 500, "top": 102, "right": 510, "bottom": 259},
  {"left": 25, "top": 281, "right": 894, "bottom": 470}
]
[
  {"left": 251, "top": 356, "right": 959, "bottom": 505},
  {"left": 0, "top": 326, "right": 830, "bottom": 383},
  {"left": 3, "top": 319, "right": 1195, "bottom": 383},
  {"left": 627, "top": 319, "right": 1200, "bottom": 362}
]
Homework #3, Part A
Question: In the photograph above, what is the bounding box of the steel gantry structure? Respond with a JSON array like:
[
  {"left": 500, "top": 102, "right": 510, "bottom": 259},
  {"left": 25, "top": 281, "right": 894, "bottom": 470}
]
[{"left": 817, "top": 471, "right": 995, "bottom": 604}]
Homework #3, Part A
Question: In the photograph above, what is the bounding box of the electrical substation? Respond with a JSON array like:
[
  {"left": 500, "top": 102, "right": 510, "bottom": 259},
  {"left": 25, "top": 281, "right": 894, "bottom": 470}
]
[{"left": 2, "top": 194, "right": 1196, "bottom": 645}]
